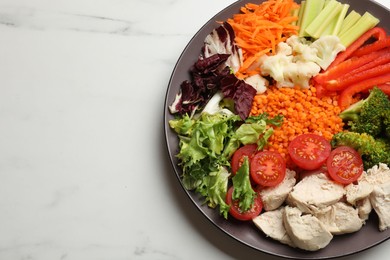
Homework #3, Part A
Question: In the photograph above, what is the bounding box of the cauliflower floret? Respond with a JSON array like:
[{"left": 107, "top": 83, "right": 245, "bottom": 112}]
[
  {"left": 286, "top": 35, "right": 309, "bottom": 46},
  {"left": 260, "top": 40, "right": 320, "bottom": 89},
  {"left": 286, "top": 35, "right": 319, "bottom": 64},
  {"left": 276, "top": 41, "right": 293, "bottom": 56},
  {"left": 244, "top": 74, "right": 269, "bottom": 94},
  {"left": 260, "top": 50, "right": 293, "bottom": 83},
  {"left": 281, "top": 61, "right": 321, "bottom": 88},
  {"left": 310, "top": 35, "right": 345, "bottom": 70},
  {"left": 257, "top": 35, "right": 344, "bottom": 89}
]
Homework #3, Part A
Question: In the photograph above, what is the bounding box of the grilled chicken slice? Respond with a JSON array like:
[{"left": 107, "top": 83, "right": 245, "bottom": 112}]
[{"left": 283, "top": 206, "right": 333, "bottom": 251}]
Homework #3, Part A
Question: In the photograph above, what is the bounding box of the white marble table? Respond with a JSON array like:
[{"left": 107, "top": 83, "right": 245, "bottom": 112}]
[{"left": 0, "top": 0, "right": 389, "bottom": 259}]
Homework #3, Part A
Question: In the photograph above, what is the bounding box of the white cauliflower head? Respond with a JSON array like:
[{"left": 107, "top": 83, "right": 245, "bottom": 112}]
[
  {"left": 260, "top": 51, "right": 293, "bottom": 83},
  {"left": 244, "top": 74, "right": 269, "bottom": 94},
  {"left": 310, "top": 35, "right": 346, "bottom": 70},
  {"left": 258, "top": 35, "right": 344, "bottom": 89},
  {"left": 281, "top": 61, "right": 321, "bottom": 88},
  {"left": 287, "top": 35, "right": 320, "bottom": 64}
]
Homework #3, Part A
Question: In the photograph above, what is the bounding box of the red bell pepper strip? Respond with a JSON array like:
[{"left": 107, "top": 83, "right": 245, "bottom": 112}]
[
  {"left": 313, "top": 48, "right": 390, "bottom": 85},
  {"left": 313, "top": 84, "right": 336, "bottom": 98},
  {"left": 351, "top": 37, "right": 390, "bottom": 57},
  {"left": 338, "top": 73, "right": 390, "bottom": 109},
  {"left": 343, "top": 49, "right": 390, "bottom": 76},
  {"left": 325, "top": 63, "right": 390, "bottom": 91},
  {"left": 327, "top": 27, "right": 387, "bottom": 70}
]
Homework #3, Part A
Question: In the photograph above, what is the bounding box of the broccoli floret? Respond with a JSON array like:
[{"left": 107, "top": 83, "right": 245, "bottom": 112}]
[
  {"left": 339, "top": 87, "right": 390, "bottom": 137},
  {"left": 331, "top": 131, "right": 390, "bottom": 170},
  {"left": 384, "top": 111, "right": 390, "bottom": 140}
]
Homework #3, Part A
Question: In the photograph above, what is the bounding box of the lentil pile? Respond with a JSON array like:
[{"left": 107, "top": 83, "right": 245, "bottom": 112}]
[{"left": 250, "top": 86, "right": 344, "bottom": 167}]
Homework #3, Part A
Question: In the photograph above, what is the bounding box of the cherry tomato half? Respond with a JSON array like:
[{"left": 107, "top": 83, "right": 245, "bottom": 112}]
[
  {"left": 231, "top": 144, "right": 258, "bottom": 174},
  {"left": 288, "top": 134, "right": 331, "bottom": 170},
  {"left": 250, "top": 151, "right": 286, "bottom": 187},
  {"left": 326, "top": 146, "right": 364, "bottom": 185},
  {"left": 226, "top": 186, "right": 263, "bottom": 221}
]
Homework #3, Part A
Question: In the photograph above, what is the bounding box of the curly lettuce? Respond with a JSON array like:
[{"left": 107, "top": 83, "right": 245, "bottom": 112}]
[{"left": 169, "top": 108, "right": 283, "bottom": 218}]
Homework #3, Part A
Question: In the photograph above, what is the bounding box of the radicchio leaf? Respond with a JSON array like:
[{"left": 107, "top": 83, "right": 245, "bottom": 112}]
[
  {"left": 169, "top": 54, "right": 231, "bottom": 116},
  {"left": 203, "top": 22, "right": 243, "bottom": 73},
  {"left": 170, "top": 22, "right": 253, "bottom": 119},
  {"left": 221, "top": 74, "right": 256, "bottom": 120}
]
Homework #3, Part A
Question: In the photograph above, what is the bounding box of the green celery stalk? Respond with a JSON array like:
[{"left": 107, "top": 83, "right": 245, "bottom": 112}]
[
  {"left": 339, "top": 11, "right": 380, "bottom": 47},
  {"left": 291, "top": 6, "right": 300, "bottom": 26},
  {"left": 331, "top": 4, "right": 350, "bottom": 35},
  {"left": 298, "top": 0, "right": 325, "bottom": 37},
  {"left": 297, "top": 1, "right": 306, "bottom": 29},
  {"left": 320, "top": 3, "right": 350, "bottom": 36},
  {"left": 338, "top": 10, "right": 362, "bottom": 36},
  {"left": 305, "top": 0, "right": 343, "bottom": 39}
]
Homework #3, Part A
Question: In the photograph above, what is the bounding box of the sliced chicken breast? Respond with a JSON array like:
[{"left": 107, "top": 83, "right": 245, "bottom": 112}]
[
  {"left": 283, "top": 206, "right": 333, "bottom": 251},
  {"left": 260, "top": 169, "right": 297, "bottom": 211},
  {"left": 356, "top": 197, "right": 372, "bottom": 222},
  {"left": 370, "top": 182, "right": 390, "bottom": 231},
  {"left": 363, "top": 163, "right": 390, "bottom": 185},
  {"left": 253, "top": 207, "right": 295, "bottom": 247},
  {"left": 287, "top": 173, "right": 345, "bottom": 213},
  {"left": 345, "top": 181, "right": 373, "bottom": 205},
  {"left": 315, "top": 202, "right": 363, "bottom": 235}
]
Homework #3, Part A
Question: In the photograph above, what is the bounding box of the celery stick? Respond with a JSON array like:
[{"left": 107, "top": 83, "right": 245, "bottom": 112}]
[
  {"left": 338, "top": 10, "right": 361, "bottom": 36},
  {"left": 320, "top": 3, "right": 349, "bottom": 36},
  {"left": 329, "top": 4, "right": 350, "bottom": 36},
  {"left": 305, "top": 0, "right": 343, "bottom": 39},
  {"left": 297, "top": 1, "right": 306, "bottom": 29},
  {"left": 298, "top": 0, "right": 325, "bottom": 37},
  {"left": 339, "top": 12, "right": 380, "bottom": 47},
  {"left": 291, "top": 7, "right": 300, "bottom": 26},
  {"left": 324, "top": 0, "right": 331, "bottom": 7}
]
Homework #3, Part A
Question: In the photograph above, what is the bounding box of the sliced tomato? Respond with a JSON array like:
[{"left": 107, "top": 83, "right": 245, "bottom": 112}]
[
  {"left": 226, "top": 186, "right": 262, "bottom": 221},
  {"left": 231, "top": 144, "right": 258, "bottom": 174},
  {"left": 327, "top": 146, "right": 364, "bottom": 184},
  {"left": 250, "top": 151, "right": 286, "bottom": 187},
  {"left": 287, "top": 134, "right": 331, "bottom": 170}
]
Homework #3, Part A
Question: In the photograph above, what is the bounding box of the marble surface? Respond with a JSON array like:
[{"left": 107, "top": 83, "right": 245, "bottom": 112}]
[{"left": 0, "top": 0, "right": 389, "bottom": 259}]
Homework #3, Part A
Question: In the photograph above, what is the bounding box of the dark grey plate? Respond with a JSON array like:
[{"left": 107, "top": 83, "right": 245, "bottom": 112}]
[{"left": 164, "top": 0, "right": 390, "bottom": 258}]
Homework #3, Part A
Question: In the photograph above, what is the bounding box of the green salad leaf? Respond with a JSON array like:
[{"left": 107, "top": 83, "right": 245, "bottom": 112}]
[
  {"left": 197, "top": 165, "right": 231, "bottom": 218},
  {"left": 232, "top": 156, "right": 256, "bottom": 212},
  {"left": 169, "top": 110, "right": 283, "bottom": 218}
]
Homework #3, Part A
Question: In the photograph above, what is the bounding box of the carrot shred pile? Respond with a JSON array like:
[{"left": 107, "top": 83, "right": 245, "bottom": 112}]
[
  {"left": 250, "top": 86, "right": 344, "bottom": 167},
  {"left": 227, "top": 0, "right": 299, "bottom": 79}
]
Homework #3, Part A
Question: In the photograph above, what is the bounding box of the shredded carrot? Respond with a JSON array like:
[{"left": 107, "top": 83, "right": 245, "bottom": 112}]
[
  {"left": 250, "top": 86, "right": 344, "bottom": 168},
  {"left": 227, "top": 0, "right": 299, "bottom": 78}
]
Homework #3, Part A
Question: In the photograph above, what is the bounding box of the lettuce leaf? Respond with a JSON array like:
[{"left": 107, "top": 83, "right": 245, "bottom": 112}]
[
  {"left": 169, "top": 111, "right": 283, "bottom": 218},
  {"left": 232, "top": 156, "right": 256, "bottom": 212},
  {"left": 222, "top": 114, "right": 283, "bottom": 158},
  {"left": 169, "top": 114, "right": 194, "bottom": 135},
  {"left": 197, "top": 166, "right": 231, "bottom": 218},
  {"left": 171, "top": 112, "right": 240, "bottom": 192}
]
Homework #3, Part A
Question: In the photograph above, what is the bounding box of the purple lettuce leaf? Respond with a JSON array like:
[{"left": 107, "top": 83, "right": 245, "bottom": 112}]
[
  {"left": 169, "top": 54, "right": 230, "bottom": 116},
  {"left": 221, "top": 74, "right": 256, "bottom": 120}
]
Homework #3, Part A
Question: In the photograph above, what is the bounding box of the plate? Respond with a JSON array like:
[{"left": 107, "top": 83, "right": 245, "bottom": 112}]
[{"left": 164, "top": 0, "right": 390, "bottom": 258}]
